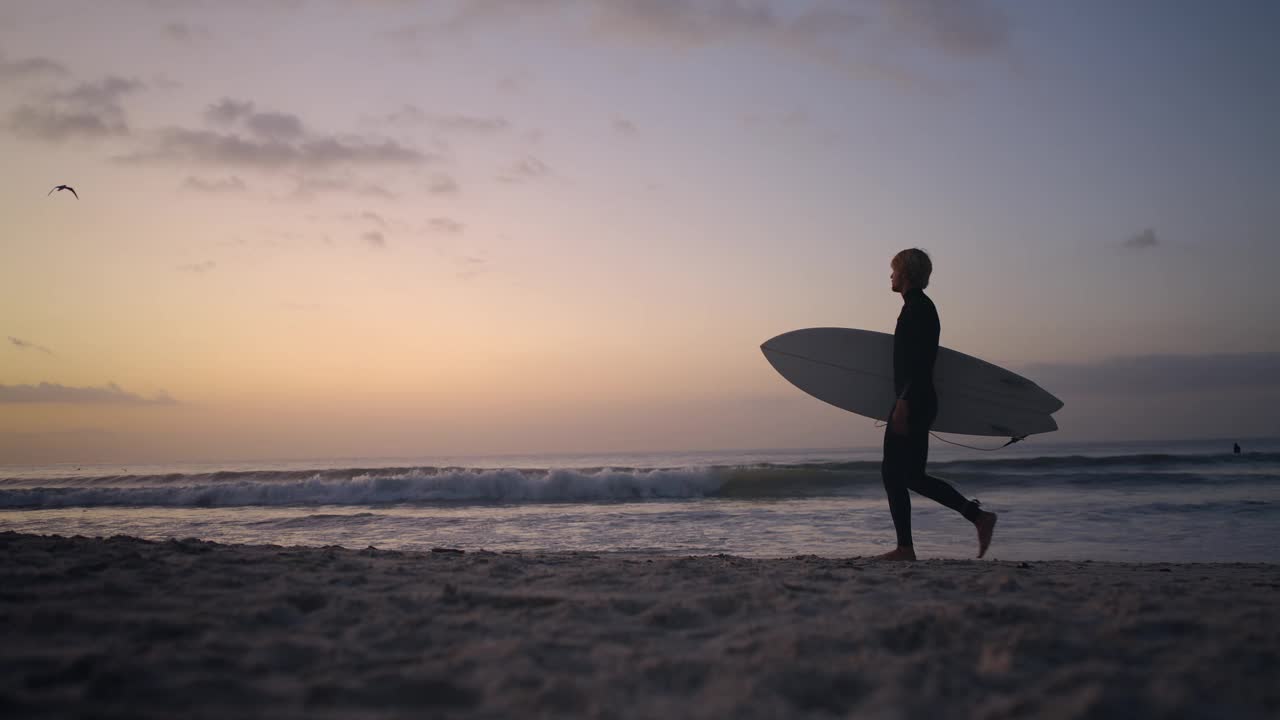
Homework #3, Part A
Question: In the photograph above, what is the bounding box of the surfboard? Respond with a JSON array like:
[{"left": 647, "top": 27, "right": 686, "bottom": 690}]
[{"left": 761, "top": 328, "right": 1063, "bottom": 437}]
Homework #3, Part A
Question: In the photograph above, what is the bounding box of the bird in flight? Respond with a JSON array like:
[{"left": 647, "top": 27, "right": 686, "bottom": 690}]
[{"left": 48, "top": 184, "right": 78, "bottom": 199}]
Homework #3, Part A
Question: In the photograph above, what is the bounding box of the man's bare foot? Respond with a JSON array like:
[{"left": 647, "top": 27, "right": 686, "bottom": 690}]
[
  {"left": 975, "top": 511, "right": 997, "bottom": 558},
  {"left": 875, "top": 546, "right": 917, "bottom": 561}
]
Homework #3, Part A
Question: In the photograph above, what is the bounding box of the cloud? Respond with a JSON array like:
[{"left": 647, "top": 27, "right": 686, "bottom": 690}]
[
  {"left": 6, "top": 105, "right": 127, "bottom": 142},
  {"left": 181, "top": 175, "right": 247, "bottom": 193},
  {"left": 496, "top": 72, "right": 533, "bottom": 93},
  {"left": 425, "top": 1, "right": 1008, "bottom": 65},
  {"left": 1124, "top": 228, "right": 1159, "bottom": 250},
  {"left": 176, "top": 260, "right": 216, "bottom": 273},
  {"left": 377, "top": 21, "right": 436, "bottom": 59},
  {"left": 440, "top": 0, "right": 568, "bottom": 34},
  {"left": 9, "top": 336, "right": 54, "bottom": 355},
  {"left": 1021, "top": 353, "right": 1280, "bottom": 396},
  {"left": 588, "top": 0, "right": 826, "bottom": 49},
  {"left": 360, "top": 211, "right": 388, "bottom": 228},
  {"left": 292, "top": 175, "right": 397, "bottom": 200},
  {"left": 164, "top": 22, "right": 210, "bottom": 43},
  {"left": 205, "top": 98, "right": 255, "bottom": 126},
  {"left": 886, "top": 0, "right": 1009, "bottom": 58},
  {"left": 427, "top": 175, "right": 460, "bottom": 195},
  {"left": 0, "top": 52, "right": 68, "bottom": 83},
  {"left": 612, "top": 118, "right": 638, "bottom": 136},
  {"left": 499, "top": 155, "right": 551, "bottom": 183},
  {"left": 110, "top": 98, "right": 424, "bottom": 172},
  {"left": 4, "top": 75, "right": 143, "bottom": 143},
  {"left": 361, "top": 230, "right": 386, "bottom": 249},
  {"left": 200, "top": 98, "right": 307, "bottom": 140},
  {"left": 427, "top": 217, "right": 464, "bottom": 234},
  {"left": 456, "top": 255, "right": 488, "bottom": 280},
  {"left": 384, "top": 105, "right": 510, "bottom": 133},
  {"left": 118, "top": 126, "right": 431, "bottom": 170},
  {"left": 0, "top": 382, "right": 177, "bottom": 405},
  {"left": 245, "top": 111, "right": 305, "bottom": 140},
  {"left": 58, "top": 76, "right": 145, "bottom": 110},
  {"left": 434, "top": 0, "right": 865, "bottom": 54}
]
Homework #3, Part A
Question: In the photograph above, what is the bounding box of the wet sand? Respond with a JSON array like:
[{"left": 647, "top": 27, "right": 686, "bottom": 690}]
[{"left": 2, "top": 531, "right": 1277, "bottom": 719}]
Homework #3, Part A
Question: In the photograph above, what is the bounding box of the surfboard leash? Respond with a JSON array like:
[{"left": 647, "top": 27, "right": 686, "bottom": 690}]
[
  {"left": 929, "top": 432, "right": 1026, "bottom": 452},
  {"left": 872, "top": 420, "right": 1026, "bottom": 451}
]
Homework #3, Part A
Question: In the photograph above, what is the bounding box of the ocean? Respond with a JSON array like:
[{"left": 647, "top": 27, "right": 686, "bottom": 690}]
[{"left": 2, "top": 437, "right": 1277, "bottom": 562}]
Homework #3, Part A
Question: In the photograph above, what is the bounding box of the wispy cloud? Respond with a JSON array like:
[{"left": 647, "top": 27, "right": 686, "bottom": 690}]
[
  {"left": 176, "top": 260, "right": 217, "bottom": 273},
  {"left": 245, "top": 111, "right": 305, "bottom": 141},
  {"left": 6, "top": 105, "right": 125, "bottom": 142},
  {"left": 96, "top": 96, "right": 430, "bottom": 170},
  {"left": 0, "top": 52, "right": 68, "bottom": 83},
  {"left": 361, "top": 230, "right": 386, "bottom": 249},
  {"left": 204, "top": 98, "right": 255, "bottom": 126},
  {"left": 118, "top": 126, "right": 431, "bottom": 170},
  {"left": 383, "top": 105, "right": 510, "bottom": 134},
  {"left": 424, "top": 1, "right": 1009, "bottom": 68},
  {"left": 181, "top": 175, "right": 247, "bottom": 193},
  {"left": 58, "top": 76, "right": 144, "bottom": 112},
  {"left": 589, "top": 1, "right": 857, "bottom": 50},
  {"left": 203, "top": 98, "right": 307, "bottom": 140},
  {"left": 496, "top": 72, "right": 533, "bottom": 93},
  {"left": 291, "top": 174, "right": 397, "bottom": 200},
  {"left": 612, "top": 118, "right": 638, "bottom": 137},
  {"left": 1124, "top": 228, "right": 1159, "bottom": 250},
  {"left": 1022, "top": 353, "right": 1280, "bottom": 396},
  {"left": 499, "top": 155, "right": 551, "bottom": 183},
  {"left": 0, "top": 382, "right": 177, "bottom": 405},
  {"left": 8, "top": 336, "right": 54, "bottom": 355},
  {"left": 360, "top": 211, "right": 388, "bottom": 229},
  {"left": 427, "top": 217, "right": 464, "bottom": 234},
  {"left": 427, "top": 175, "right": 460, "bottom": 195},
  {"left": 5, "top": 75, "right": 144, "bottom": 142},
  {"left": 456, "top": 255, "right": 489, "bottom": 280},
  {"left": 164, "top": 21, "right": 210, "bottom": 43},
  {"left": 886, "top": 0, "right": 1010, "bottom": 58}
]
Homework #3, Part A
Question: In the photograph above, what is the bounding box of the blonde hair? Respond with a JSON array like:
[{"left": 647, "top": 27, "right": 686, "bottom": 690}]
[{"left": 892, "top": 248, "right": 932, "bottom": 290}]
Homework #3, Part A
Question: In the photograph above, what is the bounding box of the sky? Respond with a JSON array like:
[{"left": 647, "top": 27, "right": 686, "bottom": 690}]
[{"left": 2, "top": 0, "right": 1278, "bottom": 464}]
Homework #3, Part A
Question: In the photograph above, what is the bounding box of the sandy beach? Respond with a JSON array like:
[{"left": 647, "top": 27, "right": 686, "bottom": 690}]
[{"left": 2, "top": 531, "right": 1277, "bottom": 719}]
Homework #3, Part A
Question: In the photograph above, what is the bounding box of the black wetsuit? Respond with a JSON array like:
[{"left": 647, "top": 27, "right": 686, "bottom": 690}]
[{"left": 882, "top": 288, "right": 982, "bottom": 548}]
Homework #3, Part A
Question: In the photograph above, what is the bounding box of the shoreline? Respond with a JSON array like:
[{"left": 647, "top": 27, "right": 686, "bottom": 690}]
[{"left": 4, "top": 531, "right": 1278, "bottom": 718}]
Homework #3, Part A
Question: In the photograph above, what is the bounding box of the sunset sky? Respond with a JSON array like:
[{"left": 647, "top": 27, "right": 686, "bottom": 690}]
[{"left": 3, "top": 1, "right": 1278, "bottom": 463}]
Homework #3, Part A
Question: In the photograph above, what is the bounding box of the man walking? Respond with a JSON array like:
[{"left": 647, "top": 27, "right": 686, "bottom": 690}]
[{"left": 878, "top": 249, "right": 998, "bottom": 560}]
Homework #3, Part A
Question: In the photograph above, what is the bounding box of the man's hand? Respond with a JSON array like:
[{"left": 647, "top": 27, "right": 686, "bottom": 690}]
[{"left": 891, "top": 399, "right": 909, "bottom": 435}]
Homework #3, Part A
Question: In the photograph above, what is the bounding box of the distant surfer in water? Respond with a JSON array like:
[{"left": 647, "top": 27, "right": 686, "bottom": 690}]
[{"left": 878, "top": 249, "right": 998, "bottom": 561}]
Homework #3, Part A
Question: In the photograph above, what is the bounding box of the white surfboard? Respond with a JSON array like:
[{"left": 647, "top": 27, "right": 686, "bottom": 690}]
[{"left": 761, "top": 328, "right": 1063, "bottom": 437}]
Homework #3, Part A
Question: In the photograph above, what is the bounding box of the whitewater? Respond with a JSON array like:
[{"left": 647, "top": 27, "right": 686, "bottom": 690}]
[{"left": 3, "top": 438, "right": 1277, "bottom": 562}]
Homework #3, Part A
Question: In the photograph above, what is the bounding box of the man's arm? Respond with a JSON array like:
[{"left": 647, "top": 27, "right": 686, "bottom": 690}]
[
  {"left": 898, "top": 301, "right": 931, "bottom": 402},
  {"left": 891, "top": 304, "right": 919, "bottom": 433},
  {"left": 892, "top": 301, "right": 938, "bottom": 433}
]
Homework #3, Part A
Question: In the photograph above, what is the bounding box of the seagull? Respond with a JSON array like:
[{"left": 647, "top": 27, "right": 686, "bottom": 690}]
[{"left": 48, "top": 184, "right": 78, "bottom": 199}]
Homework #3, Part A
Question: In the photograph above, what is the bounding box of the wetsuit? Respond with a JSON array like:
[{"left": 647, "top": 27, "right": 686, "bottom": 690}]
[{"left": 882, "top": 287, "right": 982, "bottom": 548}]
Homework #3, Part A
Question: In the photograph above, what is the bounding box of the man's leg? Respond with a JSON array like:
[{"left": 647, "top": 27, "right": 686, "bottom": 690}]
[
  {"left": 906, "top": 473, "right": 983, "bottom": 521},
  {"left": 880, "top": 426, "right": 915, "bottom": 553},
  {"left": 899, "top": 428, "right": 997, "bottom": 557},
  {"left": 899, "top": 418, "right": 981, "bottom": 518}
]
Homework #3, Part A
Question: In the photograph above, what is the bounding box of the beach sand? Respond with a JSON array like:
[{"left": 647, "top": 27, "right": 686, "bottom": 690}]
[{"left": 2, "top": 531, "right": 1277, "bottom": 719}]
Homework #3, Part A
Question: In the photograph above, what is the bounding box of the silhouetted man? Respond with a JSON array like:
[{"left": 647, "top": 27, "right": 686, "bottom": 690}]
[{"left": 877, "top": 249, "right": 998, "bottom": 561}]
